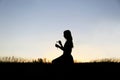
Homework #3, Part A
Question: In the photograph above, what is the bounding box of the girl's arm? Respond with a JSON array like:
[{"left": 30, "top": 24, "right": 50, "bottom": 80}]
[
  {"left": 58, "top": 40, "right": 63, "bottom": 48},
  {"left": 55, "top": 43, "right": 64, "bottom": 51}
]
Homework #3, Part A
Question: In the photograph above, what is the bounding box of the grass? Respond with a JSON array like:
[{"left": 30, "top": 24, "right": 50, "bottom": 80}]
[
  {"left": 0, "top": 56, "right": 120, "bottom": 76},
  {"left": 0, "top": 57, "right": 119, "bottom": 79},
  {"left": 1, "top": 56, "right": 120, "bottom": 63}
]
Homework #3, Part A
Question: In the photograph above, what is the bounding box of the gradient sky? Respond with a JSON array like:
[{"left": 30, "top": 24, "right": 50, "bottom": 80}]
[{"left": 0, "top": 0, "right": 120, "bottom": 62}]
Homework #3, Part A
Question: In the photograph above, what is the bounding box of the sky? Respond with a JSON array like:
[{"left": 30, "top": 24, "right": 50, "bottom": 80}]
[{"left": 0, "top": 0, "right": 120, "bottom": 62}]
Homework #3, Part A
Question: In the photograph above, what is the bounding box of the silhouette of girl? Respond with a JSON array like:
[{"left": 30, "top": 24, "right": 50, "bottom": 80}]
[{"left": 52, "top": 30, "right": 74, "bottom": 64}]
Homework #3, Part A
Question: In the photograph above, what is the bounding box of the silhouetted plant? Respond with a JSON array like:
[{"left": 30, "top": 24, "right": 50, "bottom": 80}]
[
  {"left": 32, "top": 58, "right": 44, "bottom": 63},
  {"left": 0, "top": 56, "right": 30, "bottom": 63},
  {"left": 38, "top": 58, "right": 43, "bottom": 63},
  {"left": 90, "top": 58, "right": 120, "bottom": 63}
]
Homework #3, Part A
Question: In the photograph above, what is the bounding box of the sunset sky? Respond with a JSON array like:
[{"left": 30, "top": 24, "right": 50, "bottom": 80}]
[{"left": 0, "top": 0, "right": 120, "bottom": 62}]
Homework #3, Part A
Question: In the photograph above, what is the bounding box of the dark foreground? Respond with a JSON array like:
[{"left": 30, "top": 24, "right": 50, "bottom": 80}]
[{"left": 0, "top": 62, "right": 120, "bottom": 79}]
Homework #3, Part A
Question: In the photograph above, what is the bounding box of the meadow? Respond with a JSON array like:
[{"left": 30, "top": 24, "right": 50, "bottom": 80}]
[{"left": 0, "top": 56, "right": 120, "bottom": 79}]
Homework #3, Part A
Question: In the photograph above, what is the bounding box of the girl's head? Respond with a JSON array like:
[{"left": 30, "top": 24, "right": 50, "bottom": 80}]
[{"left": 63, "top": 30, "right": 73, "bottom": 41}]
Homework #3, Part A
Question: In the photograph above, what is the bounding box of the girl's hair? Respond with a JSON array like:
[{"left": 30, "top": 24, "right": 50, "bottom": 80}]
[{"left": 64, "top": 30, "right": 73, "bottom": 41}]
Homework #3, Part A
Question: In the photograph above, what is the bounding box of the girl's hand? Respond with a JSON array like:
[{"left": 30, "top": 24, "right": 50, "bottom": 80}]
[
  {"left": 55, "top": 44, "right": 59, "bottom": 48},
  {"left": 58, "top": 40, "right": 62, "bottom": 45}
]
